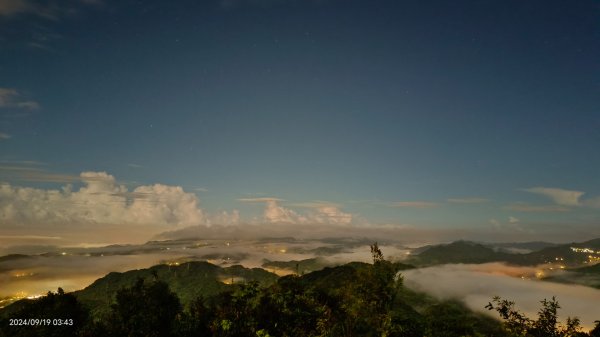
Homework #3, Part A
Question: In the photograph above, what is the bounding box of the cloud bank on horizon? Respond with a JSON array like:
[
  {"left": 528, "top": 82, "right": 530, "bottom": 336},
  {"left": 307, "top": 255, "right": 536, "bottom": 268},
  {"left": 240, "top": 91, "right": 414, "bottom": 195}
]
[
  {"left": 1, "top": 169, "right": 600, "bottom": 246},
  {"left": 0, "top": 171, "right": 358, "bottom": 230}
]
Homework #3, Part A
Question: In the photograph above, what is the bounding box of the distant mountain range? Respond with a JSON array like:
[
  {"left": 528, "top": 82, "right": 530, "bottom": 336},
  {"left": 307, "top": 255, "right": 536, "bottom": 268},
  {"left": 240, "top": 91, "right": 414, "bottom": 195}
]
[
  {"left": 2, "top": 236, "right": 599, "bottom": 316},
  {"left": 2, "top": 239, "right": 599, "bottom": 336},
  {"left": 486, "top": 241, "right": 562, "bottom": 253}
]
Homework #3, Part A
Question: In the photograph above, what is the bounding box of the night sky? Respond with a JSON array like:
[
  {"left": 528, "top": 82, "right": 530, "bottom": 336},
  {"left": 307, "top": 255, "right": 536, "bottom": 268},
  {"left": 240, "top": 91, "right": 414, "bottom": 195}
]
[{"left": 1, "top": 0, "right": 599, "bottom": 243}]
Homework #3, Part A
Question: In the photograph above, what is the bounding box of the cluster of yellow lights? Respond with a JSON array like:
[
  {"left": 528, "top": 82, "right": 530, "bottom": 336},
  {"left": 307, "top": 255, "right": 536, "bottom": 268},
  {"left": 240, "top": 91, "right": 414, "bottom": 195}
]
[
  {"left": 565, "top": 247, "right": 600, "bottom": 265},
  {"left": 0, "top": 291, "right": 45, "bottom": 309},
  {"left": 571, "top": 247, "right": 600, "bottom": 254},
  {"left": 259, "top": 245, "right": 289, "bottom": 254}
]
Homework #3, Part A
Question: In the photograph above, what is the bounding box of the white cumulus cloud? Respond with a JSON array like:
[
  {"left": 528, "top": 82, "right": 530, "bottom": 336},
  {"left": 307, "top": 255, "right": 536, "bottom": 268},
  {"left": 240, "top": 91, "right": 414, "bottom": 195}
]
[
  {"left": 0, "top": 171, "right": 205, "bottom": 227},
  {"left": 263, "top": 198, "right": 306, "bottom": 223},
  {"left": 522, "top": 187, "right": 584, "bottom": 207},
  {"left": 521, "top": 187, "right": 600, "bottom": 209},
  {"left": 208, "top": 209, "right": 240, "bottom": 226},
  {"left": 241, "top": 198, "right": 353, "bottom": 225}
]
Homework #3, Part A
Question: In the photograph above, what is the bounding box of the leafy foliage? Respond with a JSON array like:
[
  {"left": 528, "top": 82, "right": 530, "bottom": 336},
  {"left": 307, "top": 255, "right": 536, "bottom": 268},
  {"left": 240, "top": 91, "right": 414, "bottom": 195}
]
[
  {"left": 486, "top": 296, "right": 591, "bottom": 337},
  {"left": 92, "top": 278, "right": 182, "bottom": 337}
]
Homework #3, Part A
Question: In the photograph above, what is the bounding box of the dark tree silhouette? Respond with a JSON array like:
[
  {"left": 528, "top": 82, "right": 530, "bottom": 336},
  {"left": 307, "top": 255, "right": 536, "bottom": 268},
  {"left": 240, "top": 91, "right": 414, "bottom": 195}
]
[
  {"left": 486, "top": 296, "right": 589, "bottom": 337},
  {"left": 104, "top": 278, "right": 181, "bottom": 337},
  {"left": 590, "top": 321, "right": 600, "bottom": 337},
  {"left": 0, "top": 288, "right": 88, "bottom": 337}
]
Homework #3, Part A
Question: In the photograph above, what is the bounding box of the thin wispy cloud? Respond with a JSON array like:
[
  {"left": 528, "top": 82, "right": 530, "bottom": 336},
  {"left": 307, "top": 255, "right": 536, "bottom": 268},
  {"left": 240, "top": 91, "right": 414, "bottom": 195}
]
[
  {"left": 447, "top": 197, "right": 489, "bottom": 204},
  {"left": 0, "top": 160, "right": 46, "bottom": 166},
  {"left": 0, "top": 0, "right": 103, "bottom": 52},
  {"left": 0, "top": 235, "right": 61, "bottom": 240},
  {"left": 584, "top": 197, "right": 600, "bottom": 208},
  {"left": 0, "top": 0, "right": 31, "bottom": 17},
  {"left": 0, "top": 88, "right": 40, "bottom": 110},
  {"left": 80, "top": 0, "right": 104, "bottom": 6},
  {"left": 0, "top": 132, "right": 11, "bottom": 140},
  {"left": 288, "top": 201, "right": 341, "bottom": 208},
  {"left": 238, "top": 197, "right": 284, "bottom": 203},
  {"left": 388, "top": 201, "right": 439, "bottom": 209},
  {"left": 28, "top": 41, "right": 51, "bottom": 50},
  {"left": 0, "top": 0, "right": 99, "bottom": 19},
  {"left": 219, "top": 0, "right": 291, "bottom": 10},
  {"left": 489, "top": 217, "right": 527, "bottom": 233},
  {"left": 0, "top": 167, "right": 84, "bottom": 183},
  {"left": 505, "top": 203, "right": 571, "bottom": 213}
]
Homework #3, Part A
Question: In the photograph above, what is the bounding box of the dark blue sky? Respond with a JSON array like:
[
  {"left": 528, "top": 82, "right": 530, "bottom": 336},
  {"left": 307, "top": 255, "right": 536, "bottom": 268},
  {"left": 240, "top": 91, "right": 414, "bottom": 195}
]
[{"left": 1, "top": 0, "right": 599, "bottom": 237}]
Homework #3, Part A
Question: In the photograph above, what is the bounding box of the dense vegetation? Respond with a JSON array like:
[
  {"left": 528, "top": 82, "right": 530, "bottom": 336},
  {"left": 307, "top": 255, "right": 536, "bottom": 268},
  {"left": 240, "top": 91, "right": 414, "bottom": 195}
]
[
  {"left": 486, "top": 296, "right": 600, "bottom": 337},
  {"left": 1, "top": 244, "right": 599, "bottom": 337}
]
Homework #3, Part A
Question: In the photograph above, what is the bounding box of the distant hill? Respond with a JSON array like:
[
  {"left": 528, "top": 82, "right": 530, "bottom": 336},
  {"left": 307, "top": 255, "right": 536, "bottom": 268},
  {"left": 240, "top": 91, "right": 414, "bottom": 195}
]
[
  {"left": 73, "top": 261, "right": 276, "bottom": 317},
  {"left": 410, "top": 238, "right": 600, "bottom": 267},
  {"left": 0, "top": 259, "right": 509, "bottom": 337},
  {"left": 409, "top": 241, "right": 512, "bottom": 265},
  {"left": 580, "top": 238, "right": 600, "bottom": 248},
  {"left": 571, "top": 263, "right": 600, "bottom": 274},
  {"left": 487, "top": 241, "right": 560, "bottom": 253},
  {"left": 0, "top": 254, "right": 32, "bottom": 272},
  {"left": 0, "top": 254, "right": 32, "bottom": 263},
  {"left": 541, "top": 263, "right": 600, "bottom": 289},
  {"left": 0, "top": 261, "right": 278, "bottom": 319}
]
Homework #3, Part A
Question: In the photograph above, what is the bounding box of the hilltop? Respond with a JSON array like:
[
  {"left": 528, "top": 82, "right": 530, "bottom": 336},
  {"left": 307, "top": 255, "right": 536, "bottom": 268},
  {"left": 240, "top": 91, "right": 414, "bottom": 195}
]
[
  {"left": 0, "top": 261, "right": 277, "bottom": 319},
  {"left": 409, "top": 238, "right": 600, "bottom": 267}
]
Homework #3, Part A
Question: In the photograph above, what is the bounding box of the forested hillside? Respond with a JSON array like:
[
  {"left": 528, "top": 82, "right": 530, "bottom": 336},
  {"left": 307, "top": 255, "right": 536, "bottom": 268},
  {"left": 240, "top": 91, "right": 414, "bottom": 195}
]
[{"left": 1, "top": 244, "right": 598, "bottom": 337}]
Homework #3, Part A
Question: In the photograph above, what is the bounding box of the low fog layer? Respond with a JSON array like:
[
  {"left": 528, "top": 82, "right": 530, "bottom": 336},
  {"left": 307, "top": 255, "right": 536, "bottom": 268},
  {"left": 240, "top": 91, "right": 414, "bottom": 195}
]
[
  {"left": 3, "top": 237, "right": 600, "bottom": 331},
  {"left": 0, "top": 238, "right": 408, "bottom": 302},
  {"left": 402, "top": 263, "right": 600, "bottom": 330}
]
